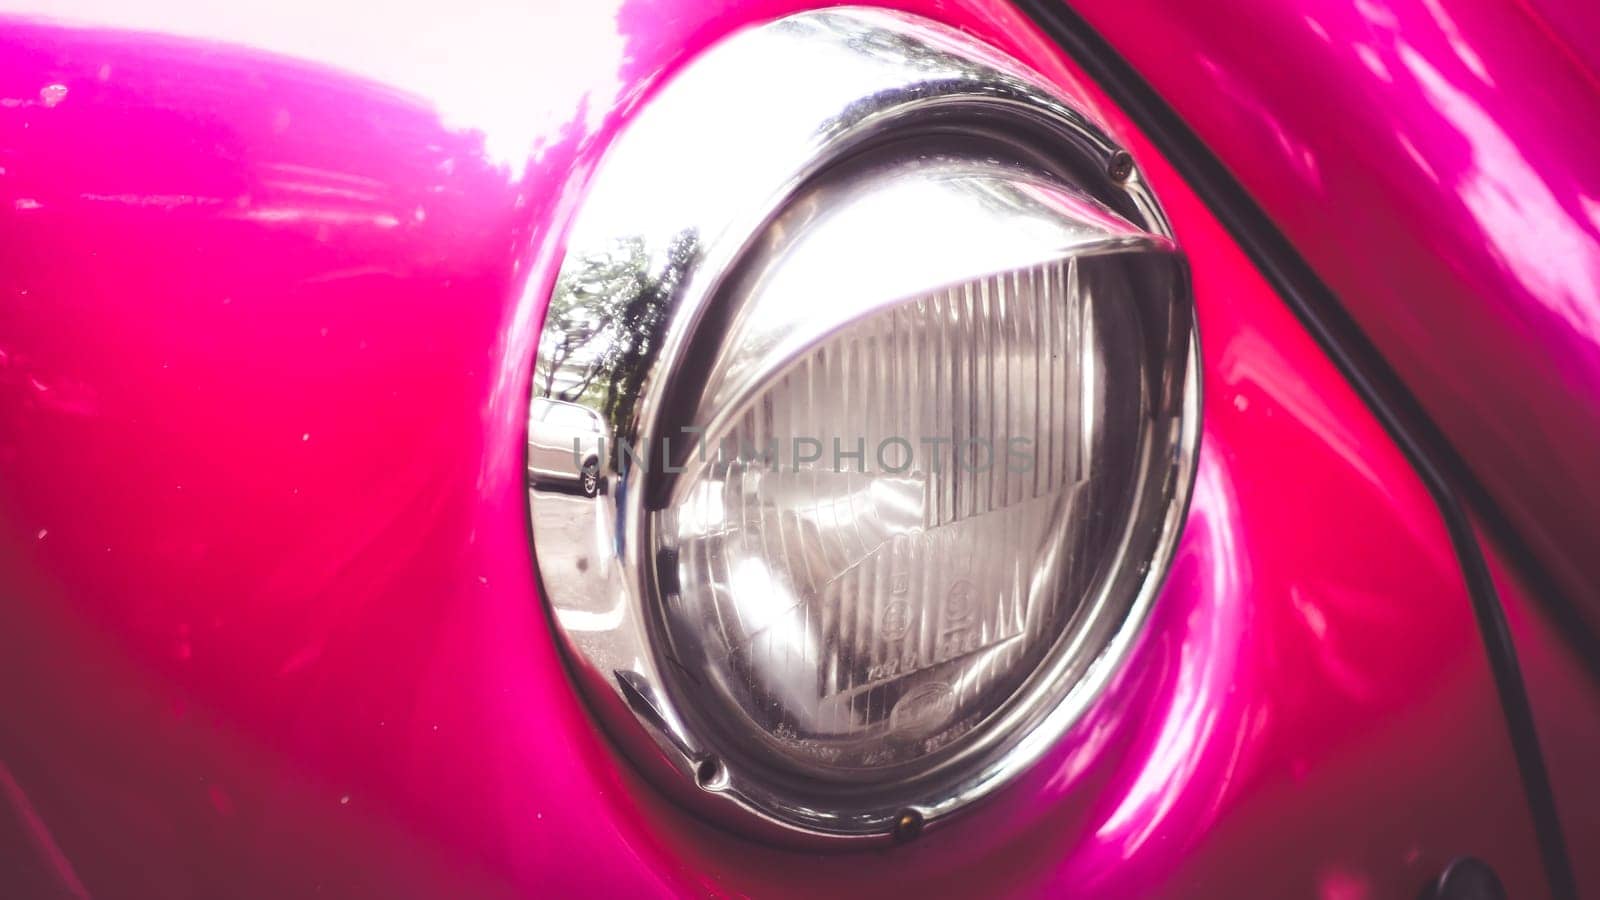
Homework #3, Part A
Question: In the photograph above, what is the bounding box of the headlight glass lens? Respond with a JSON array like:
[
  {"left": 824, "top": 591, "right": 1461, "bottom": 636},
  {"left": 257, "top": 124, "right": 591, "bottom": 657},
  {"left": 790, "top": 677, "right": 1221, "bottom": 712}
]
[
  {"left": 659, "top": 259, "right": 1100, "bottom": 777},
  {"left": 649, "top": 154, "right": 1183, "bottom": 789}
]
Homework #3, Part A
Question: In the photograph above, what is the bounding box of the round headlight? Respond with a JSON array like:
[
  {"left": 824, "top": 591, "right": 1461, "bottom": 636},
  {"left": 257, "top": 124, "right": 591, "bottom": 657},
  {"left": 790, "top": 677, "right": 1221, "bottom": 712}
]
[{"left": 528, "top": 8, "right": 1198, "bottom": 843}]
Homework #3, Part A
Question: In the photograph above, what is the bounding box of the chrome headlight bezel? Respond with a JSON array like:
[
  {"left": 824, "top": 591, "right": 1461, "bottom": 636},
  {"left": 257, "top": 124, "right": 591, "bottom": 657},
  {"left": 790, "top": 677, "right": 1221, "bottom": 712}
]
[{"left": 527, "top": 7, "right": 1199, "bottom": 845}]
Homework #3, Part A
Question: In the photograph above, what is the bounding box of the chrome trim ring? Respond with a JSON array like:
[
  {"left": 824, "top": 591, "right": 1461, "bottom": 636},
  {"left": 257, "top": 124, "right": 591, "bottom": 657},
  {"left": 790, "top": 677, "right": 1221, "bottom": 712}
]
[{"left": 526, "top": 7, "right": 1200, "bottom": 845}]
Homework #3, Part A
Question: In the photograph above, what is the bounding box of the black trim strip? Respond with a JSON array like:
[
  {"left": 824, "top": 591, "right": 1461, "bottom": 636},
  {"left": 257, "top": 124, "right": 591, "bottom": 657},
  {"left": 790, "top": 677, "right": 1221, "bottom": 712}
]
[{"left": 1008, "top": 3, "right": 1579, "bottom": 897}]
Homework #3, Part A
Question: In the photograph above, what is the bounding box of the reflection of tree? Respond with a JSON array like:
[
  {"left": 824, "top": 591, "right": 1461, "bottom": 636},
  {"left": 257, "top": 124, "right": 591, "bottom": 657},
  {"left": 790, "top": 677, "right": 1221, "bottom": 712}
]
[
  {"left": 537, "top": 229, "right": 699, "bottom": 467},
  {"left": 830, "top": 17, "right": 983, "bottom": 78},
  {"left": 537, "top": 237, "right": 651, "bottom": 403},
  {"left": 599, "top": 229, "right": 697, "bottom": 441}
]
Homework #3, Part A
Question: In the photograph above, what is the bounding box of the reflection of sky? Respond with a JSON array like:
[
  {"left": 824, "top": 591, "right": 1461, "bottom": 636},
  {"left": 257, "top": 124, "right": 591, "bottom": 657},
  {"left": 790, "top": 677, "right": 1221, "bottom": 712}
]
[
  {"left": 1294, "top": 1, "right": 1600, "bottom": 350},
  {"left": 1397, "top": 45, "right": 1600, "bottom": 340},
  {"left": 1329, "top": 0, "right": 1600, "bottom": 342},
  {"left": 11, "top": 0, "right": 629, "bottom": 166}
]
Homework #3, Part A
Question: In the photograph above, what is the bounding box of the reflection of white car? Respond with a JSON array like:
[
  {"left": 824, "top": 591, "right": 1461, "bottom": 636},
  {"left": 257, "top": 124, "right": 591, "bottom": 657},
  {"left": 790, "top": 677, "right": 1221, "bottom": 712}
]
[{"left": 528, "top": 397, "right": 605, "bottom": 496}]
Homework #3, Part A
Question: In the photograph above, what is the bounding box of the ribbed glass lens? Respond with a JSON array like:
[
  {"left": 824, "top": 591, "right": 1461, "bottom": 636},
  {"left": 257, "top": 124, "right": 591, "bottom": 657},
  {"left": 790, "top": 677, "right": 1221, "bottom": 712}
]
[{"left": 654, "top": 259, "right": 1108, "bottom": 778}]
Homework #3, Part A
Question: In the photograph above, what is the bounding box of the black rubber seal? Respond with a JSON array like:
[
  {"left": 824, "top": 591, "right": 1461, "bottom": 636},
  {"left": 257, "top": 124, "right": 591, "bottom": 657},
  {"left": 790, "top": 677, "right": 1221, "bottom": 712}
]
[{"left": 1007, "top": 3, "right": 1579, "bottom": 897}]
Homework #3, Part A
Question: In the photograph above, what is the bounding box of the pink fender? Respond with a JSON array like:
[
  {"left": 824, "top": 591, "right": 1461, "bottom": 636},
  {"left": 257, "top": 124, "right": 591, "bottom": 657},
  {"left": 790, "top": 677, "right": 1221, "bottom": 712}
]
[{"left": 1072, "top": 0, "right": 1600, "bottom": 623}]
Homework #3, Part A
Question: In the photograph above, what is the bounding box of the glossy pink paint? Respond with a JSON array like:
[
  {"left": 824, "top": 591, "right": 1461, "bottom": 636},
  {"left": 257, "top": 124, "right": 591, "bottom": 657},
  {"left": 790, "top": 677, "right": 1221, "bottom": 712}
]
[
  {"left": 1072, "top": 0, "right": 1600, "bottom": 627},
  {"left": 0, "top": 0, "right": 1567, "bottom": 896}
]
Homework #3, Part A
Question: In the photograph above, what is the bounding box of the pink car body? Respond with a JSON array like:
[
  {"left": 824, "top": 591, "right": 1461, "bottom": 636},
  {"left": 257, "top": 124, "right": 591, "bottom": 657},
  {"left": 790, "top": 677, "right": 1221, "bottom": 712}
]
[{"left": 0, "top": 0, "right": 1596, "bottom": 897}]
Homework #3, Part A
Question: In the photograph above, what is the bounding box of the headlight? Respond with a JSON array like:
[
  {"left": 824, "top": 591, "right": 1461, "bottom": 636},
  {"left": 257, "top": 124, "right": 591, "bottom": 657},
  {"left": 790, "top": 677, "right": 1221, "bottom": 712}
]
[{"left": 528, "top": 7, "right": 1198, "bottom": 844}]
